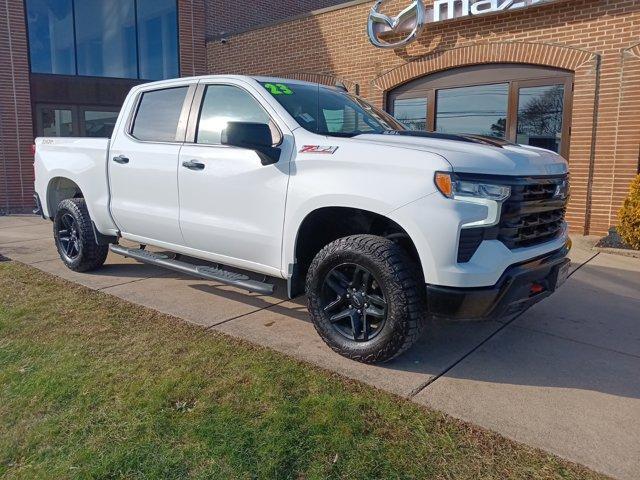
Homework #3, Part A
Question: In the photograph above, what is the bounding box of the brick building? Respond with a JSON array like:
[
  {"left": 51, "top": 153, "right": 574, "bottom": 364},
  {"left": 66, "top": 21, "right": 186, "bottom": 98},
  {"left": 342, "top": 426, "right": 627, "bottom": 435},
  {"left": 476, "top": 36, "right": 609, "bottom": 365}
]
[
  {"left": 209, "top": 0, "right": 640, "bottom": 235},
  {"left": 1, "top": 0, "right": 639, "bottom": 236},
  {"left": 0, "top": 0, "right": 207, "bottom": 214}
]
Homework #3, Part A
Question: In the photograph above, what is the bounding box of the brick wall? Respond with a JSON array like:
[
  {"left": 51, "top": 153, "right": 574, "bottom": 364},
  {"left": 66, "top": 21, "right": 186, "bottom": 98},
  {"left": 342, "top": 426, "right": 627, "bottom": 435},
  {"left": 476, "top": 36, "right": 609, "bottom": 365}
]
[
  {"left": 205, "top": 0, "right": 351, "bottom": 38},
  {"left": 0, "top": 0, "right": 33, "bottom": 214},
  {"left": 179, "top": 0, "right": 207, "bottom": 76},
  {"left": 208, "top": 0, "right": 640, "bottom": 235}
]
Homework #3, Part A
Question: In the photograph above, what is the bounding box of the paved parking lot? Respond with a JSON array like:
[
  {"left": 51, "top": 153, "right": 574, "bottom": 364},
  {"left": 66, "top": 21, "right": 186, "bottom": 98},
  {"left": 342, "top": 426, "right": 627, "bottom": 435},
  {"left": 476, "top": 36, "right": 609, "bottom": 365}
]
[{"left": 2, "top": 215, "right": 639, "bottom": 479}]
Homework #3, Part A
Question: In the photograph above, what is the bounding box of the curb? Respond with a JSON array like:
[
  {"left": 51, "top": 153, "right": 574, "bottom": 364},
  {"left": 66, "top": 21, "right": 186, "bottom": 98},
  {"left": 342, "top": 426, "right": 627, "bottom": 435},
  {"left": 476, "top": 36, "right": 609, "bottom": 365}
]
[{"left": 592, "top": 246, "right": 640, "bottom": 259}]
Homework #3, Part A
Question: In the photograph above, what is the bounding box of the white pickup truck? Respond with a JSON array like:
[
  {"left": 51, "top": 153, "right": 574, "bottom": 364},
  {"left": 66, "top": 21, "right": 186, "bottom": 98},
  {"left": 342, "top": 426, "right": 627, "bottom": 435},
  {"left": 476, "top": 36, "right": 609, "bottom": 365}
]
[{"left": 34, "top": 75, "right": 571, "bottom": 363}]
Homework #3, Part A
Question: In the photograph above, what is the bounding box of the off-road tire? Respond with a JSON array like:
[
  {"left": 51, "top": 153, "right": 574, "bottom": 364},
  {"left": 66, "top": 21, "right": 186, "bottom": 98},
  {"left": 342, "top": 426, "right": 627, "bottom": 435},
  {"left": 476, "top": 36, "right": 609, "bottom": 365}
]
[
  {"left": 53, "top": 198, "right": 109, "bottom": 272},
  {"left": 306, "top": 234, "right": 427, "bottom": 363}
]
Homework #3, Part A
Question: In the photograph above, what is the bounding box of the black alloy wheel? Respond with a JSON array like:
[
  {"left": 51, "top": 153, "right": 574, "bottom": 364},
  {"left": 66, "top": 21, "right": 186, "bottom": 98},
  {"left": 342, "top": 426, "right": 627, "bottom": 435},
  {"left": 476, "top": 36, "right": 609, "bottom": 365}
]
[
  {"left": 57, "top": 212, "right": 81, "bottom": 262},
  {"left": 53, "top": 198, "right": 109, "bottom": 272},
  {"left": 306, "top": 235, "right": 427, "bottom": 364},
  {"left": 321, "top": 263, "right": 387, "bottom": 342}
]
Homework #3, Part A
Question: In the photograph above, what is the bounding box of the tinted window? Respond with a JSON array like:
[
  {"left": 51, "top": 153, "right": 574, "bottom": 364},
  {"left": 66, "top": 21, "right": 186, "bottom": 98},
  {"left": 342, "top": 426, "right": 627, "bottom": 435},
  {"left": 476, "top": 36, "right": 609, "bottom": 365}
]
[
  {"left": 132, "top": 87, "right": 188, "bottom": 142},
  {"left": 26, "top": 0, "right": 76, "bottom": 74},
  {"left": 197, "top": 85, "right": 273, "bottom": 145},
  {"left": 137, "top": 0, "right": 179, "bottom": 80},
  {"left": 393, "top": 98, "right": 427, "bottom": 131},
  {"left": 84, "top": 111, "right": 119, "bottom": 138},
  {"left": 40, "top": 108, "right": 73, "bottom": 136},
  {"left": 27, "top": 0, "right": 179, "bottom": 79},
  {"left": 263, "top": 82, "right": 403, "bottom": 137},
  {"left": 75, "top": 0, "right": 137, "bottom": 78},
  {"left": 436, "top": 83, "right": 509, "bottom": 138},
  {"left": 517, "top": 85, "right": 565, "bottom": 153}
]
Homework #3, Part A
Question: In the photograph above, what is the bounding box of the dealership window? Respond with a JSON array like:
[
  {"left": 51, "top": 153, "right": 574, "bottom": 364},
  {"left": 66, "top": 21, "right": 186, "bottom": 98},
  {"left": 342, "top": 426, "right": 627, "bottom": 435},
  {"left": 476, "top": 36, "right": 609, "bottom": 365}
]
[
  {"left": 137, "top": 0, "right": 179, "bottom": 80},
  {"left": 35, "top": 105, "right": 121, "bottom": 138},
  {"left": 38, "top": 107, "right": 74, "bottom": 136},
  {"left": 26, "top": 0, "right": 179, "bottom": 80},
  {"left": 517, "top": 84, "right": 565, "bottom": 153},
  {"left": 389, "top": 64, "right": 573, "bottom": 157},
  {"left": 75, "top": 0, "right": 137, "bottom": 78},
  {"left": 436, "top": 84, "right": 509, "bottom": 138},
  {"left": 83, "top": 111, "right": 120, "bottom": 138},
  {"left": 26, "top": 0, "right": 75, "bottom": 75},
  {"left": 393, "top": 98, "right": 427, "bottom": 131}
]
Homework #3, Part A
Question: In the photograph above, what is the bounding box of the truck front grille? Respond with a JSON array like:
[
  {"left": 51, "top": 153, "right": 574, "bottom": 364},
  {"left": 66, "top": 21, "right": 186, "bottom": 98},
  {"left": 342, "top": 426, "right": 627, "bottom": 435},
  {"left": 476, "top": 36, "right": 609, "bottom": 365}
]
[
  {"left": 498, "top": 177, "right": 568, "bottom": 249},
  {"left": 456, "top": 175, "right": 568, "bottom": 263}
]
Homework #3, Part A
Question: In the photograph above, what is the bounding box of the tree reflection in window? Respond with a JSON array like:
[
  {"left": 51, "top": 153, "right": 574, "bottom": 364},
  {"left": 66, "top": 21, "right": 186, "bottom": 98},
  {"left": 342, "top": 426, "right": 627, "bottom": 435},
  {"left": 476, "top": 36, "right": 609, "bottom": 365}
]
[{"left": 517, "top": 85, "right": 565, "bottom": 152}]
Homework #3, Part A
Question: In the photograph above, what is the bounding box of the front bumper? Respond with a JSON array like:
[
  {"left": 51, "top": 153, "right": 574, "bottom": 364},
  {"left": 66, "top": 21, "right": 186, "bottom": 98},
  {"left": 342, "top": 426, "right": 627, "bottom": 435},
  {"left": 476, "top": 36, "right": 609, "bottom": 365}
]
[{"left": 426, "top": 244, "right": 570, "bottom": 320}]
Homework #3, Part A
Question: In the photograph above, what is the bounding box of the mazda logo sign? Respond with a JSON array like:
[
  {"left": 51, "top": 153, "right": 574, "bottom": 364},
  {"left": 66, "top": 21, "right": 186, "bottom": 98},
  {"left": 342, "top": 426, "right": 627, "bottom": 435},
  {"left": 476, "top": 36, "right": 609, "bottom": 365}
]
[{"left": 367, "top": 0, "right": 427, "bottom": 49}]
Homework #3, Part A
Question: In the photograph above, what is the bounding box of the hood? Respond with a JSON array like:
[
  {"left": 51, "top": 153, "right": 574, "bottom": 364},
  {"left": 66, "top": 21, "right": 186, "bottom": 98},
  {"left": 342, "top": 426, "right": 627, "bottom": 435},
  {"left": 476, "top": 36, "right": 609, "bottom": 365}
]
[{"left": 354, "top": 132, "right": 568, "bottom": 177}]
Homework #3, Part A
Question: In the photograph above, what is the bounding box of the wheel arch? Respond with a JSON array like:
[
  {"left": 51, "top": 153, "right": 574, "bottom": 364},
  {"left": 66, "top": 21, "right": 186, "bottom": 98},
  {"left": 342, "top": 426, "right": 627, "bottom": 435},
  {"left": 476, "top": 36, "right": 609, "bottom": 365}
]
[
  {"left": 287, "top": 206, "right": 423, "bottom": 298},
  {"left": 46, "top": 177, "right": 84, "bottom": 219}
]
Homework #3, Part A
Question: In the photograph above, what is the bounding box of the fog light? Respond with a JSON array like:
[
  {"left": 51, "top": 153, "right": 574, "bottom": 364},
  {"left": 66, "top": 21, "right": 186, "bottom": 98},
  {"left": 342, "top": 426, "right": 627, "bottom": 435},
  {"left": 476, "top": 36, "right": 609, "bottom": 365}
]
[{"left": 530, "top": 283, "right": 545, "bottom": 295}]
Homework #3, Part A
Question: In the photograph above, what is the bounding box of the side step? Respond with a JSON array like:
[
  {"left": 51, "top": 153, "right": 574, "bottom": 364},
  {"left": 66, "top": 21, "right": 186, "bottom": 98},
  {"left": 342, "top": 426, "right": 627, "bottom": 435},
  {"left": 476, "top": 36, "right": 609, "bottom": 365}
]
[{"left": 109, "top": 245, "right": 274, "bottom": 295}]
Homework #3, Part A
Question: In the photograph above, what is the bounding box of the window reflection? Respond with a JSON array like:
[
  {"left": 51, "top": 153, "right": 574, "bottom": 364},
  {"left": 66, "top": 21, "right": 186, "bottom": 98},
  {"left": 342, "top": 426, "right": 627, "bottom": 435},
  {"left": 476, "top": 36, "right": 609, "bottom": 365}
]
[
  {"left": 84, "top": 111, "right": 119, "bottom": 138},
  {"left": 436, "top": 84, "right": 509, "bottom": 138},
  {"left": 26, "top": 0, "right": 179, "bottom": 80},
  {"left": 132, "top": 87, "right": 188, "bottom": 142},
  {"left": 75, "top": 0, "right": 137, "bottom": 78},
  {"left": 393, "top": 98, "right": 427, "bottom": 131},
  {"left": 138, "top": 0, "right": 179, "bottom": 80},
  {"left": 26, "top": 0, "right": 75, "bottom": 75},
  {"left": 41, "top": 108, "right": 73, "bottom": 136},
  {"left": 197, "top": 85, "right": 272, "bottom": 145},
  {"left": 517, "top": 85, "right": 564, "bottom": 153}
]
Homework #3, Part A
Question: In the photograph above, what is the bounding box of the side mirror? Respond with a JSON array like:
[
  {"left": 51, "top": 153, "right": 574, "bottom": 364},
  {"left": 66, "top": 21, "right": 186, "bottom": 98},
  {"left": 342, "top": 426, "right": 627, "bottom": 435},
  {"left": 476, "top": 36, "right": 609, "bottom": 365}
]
[{"left": 221, "top": 122, "right": 281, "bottom": 166}]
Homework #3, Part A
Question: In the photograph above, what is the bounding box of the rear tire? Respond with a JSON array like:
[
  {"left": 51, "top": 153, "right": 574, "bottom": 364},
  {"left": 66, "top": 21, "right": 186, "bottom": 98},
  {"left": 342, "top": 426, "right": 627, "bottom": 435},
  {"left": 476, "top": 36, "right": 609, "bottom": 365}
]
[
  {"left": 53, "top": 198, "right": 109, "bottom": 272},
  {"left": 306, "top": 234, "right": 427, "bottom": 363}
]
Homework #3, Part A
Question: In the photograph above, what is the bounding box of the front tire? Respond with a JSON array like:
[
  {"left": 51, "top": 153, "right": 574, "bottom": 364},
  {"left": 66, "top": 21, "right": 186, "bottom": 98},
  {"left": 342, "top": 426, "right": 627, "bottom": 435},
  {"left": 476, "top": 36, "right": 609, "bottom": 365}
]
[
  {"left": 306, "top": 235, "right": 427, "bottom": 363},
  {"left": 53, "top": 198, "right": 109, "bottom": 272}
]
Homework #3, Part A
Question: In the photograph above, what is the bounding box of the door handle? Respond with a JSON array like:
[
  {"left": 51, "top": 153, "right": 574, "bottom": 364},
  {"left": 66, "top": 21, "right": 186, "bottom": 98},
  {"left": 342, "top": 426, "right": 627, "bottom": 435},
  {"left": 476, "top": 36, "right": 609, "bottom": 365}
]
[
  {"left": 182, "top": 160, "right": 205, "bottom": 171},
  {"left": 113, "top": 155, "right": 129, "bottom": 164}
]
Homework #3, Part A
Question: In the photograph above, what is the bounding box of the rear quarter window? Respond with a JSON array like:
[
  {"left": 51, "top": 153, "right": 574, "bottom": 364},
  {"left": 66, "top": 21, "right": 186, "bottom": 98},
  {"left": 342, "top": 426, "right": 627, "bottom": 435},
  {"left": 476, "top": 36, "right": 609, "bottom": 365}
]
[{"left": 131, "top": 86, "right": 188, "bottom": 142}]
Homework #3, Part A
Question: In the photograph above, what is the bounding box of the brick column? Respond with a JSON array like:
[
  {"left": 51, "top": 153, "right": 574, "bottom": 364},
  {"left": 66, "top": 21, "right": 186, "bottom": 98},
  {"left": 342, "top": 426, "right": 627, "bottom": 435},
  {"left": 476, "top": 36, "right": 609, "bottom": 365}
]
[
  {"left": 178, "top": 0, "right": 207, "bottom": 77},
  {"left": 0, "top": 0, "right": 34, "bottom": 214}
]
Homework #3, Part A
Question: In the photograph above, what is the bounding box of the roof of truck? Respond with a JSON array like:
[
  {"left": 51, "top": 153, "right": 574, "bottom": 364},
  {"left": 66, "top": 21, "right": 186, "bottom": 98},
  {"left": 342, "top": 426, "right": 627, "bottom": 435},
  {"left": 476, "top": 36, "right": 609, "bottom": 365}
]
[{"left": 138, "top": 74, "right": 343, "bottom": 91}]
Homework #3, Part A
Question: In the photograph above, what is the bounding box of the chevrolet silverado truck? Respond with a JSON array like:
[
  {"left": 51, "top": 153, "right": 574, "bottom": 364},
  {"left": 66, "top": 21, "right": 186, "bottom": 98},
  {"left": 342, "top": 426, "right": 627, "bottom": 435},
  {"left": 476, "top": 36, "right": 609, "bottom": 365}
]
[{"left": 33, "top": 75, "right": 572, "bottom": 363}]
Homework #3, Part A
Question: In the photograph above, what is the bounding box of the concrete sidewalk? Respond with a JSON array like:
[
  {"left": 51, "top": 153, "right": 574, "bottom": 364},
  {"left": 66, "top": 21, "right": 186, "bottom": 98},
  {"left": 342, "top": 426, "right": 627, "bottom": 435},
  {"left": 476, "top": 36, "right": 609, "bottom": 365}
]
[{"left": 1, "top": 215, "right": 639, "bottom": 479}]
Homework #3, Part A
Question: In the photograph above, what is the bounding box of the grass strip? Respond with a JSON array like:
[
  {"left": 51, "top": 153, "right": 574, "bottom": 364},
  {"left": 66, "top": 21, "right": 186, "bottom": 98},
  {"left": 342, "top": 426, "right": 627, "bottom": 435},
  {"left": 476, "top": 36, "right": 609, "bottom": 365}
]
[{"left": 0, "top": 261, "right": 607, "bottom": 479}]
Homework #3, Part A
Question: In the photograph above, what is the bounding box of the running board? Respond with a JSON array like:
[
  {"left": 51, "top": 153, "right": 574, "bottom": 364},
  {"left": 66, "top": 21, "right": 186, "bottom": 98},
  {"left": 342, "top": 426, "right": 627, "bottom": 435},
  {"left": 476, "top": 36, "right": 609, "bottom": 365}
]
[{"left": 109, "top": 245, "right": 274, "bottom": 295}]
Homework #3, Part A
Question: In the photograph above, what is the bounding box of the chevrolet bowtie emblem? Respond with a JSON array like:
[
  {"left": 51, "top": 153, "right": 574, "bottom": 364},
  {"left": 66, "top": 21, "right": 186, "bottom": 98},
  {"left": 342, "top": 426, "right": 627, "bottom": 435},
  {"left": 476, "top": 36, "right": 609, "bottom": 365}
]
[{"left": 367, "top": 0, "right": 427, "bottom": 49}]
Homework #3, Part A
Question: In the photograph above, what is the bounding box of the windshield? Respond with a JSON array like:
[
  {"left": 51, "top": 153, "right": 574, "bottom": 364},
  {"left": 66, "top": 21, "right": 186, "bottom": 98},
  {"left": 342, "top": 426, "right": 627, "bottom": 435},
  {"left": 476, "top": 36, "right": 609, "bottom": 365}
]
[{"left": 261, "top": 81, "right": 405, "bottom": 137}]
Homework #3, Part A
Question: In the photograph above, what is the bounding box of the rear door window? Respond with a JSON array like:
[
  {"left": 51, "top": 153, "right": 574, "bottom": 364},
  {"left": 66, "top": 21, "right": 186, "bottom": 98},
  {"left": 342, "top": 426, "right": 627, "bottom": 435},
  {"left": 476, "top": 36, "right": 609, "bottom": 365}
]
[{"left": 131, "top": 86, "right": 188, "bottom": 142}]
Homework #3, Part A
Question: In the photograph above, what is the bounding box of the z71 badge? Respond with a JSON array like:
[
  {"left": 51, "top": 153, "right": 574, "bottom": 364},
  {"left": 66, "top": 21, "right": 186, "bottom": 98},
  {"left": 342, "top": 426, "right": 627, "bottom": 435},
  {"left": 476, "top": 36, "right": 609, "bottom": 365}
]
[{"left": 299, "top": 145, "right": 339, "bottom": 154}]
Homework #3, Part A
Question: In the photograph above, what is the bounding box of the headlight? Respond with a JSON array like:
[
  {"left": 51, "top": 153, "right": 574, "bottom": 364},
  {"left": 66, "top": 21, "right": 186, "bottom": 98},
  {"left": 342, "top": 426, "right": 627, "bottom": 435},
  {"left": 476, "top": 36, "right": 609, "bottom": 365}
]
[{"left": 434, "top": 172, "right": 511, "bottom": 201}]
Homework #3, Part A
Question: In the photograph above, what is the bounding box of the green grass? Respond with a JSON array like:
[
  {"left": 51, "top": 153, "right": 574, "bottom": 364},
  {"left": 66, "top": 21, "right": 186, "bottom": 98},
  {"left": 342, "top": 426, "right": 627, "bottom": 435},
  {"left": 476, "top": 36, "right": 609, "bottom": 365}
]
[{"left": 0, "top": 261, "right": 606, "bottom": 480}]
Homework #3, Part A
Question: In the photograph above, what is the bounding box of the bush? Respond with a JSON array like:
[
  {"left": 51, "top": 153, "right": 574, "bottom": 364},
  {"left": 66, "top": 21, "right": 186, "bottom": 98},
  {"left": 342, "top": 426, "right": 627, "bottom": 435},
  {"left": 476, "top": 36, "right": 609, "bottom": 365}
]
[{"left": 618, "top": 174, "right": 640, "bottom": 249}]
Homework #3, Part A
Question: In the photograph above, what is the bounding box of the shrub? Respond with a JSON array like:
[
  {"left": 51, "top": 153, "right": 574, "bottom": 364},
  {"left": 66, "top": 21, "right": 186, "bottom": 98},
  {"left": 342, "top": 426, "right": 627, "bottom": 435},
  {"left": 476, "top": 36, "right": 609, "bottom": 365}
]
[{"left": 618, "top": 174, "right": 640, "bottom": 249}]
